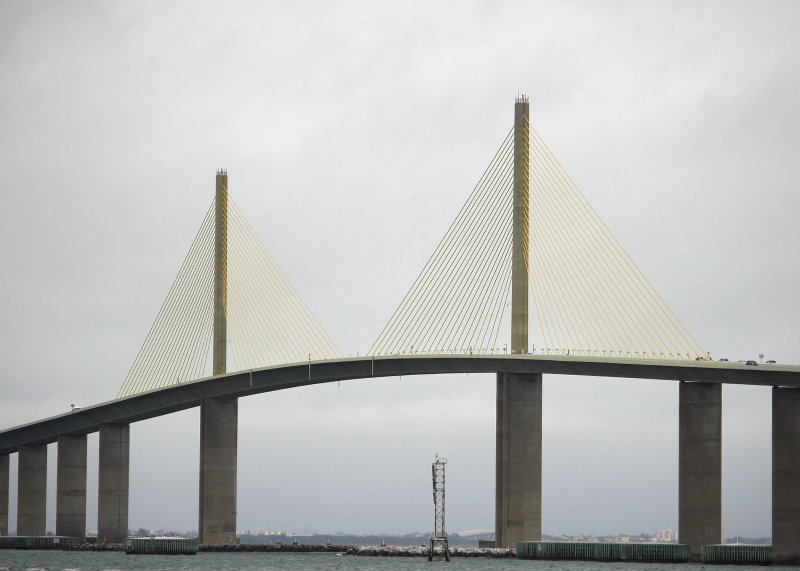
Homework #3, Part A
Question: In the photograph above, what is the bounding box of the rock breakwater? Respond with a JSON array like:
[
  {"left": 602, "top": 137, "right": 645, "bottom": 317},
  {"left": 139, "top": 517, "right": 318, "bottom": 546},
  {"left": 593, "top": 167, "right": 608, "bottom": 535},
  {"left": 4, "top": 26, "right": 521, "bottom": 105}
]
[
  {"left": 201, "top": 543, "right": 348, "bottom": 553},
  {"left": 346, "top": 545, "right": 515, "bottom": 557}
]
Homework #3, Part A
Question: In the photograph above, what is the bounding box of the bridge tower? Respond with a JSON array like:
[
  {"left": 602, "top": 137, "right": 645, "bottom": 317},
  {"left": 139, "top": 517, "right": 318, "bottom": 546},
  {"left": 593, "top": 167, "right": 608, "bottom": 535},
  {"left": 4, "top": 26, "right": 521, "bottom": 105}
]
[
  {"left": 199, "top": 169, "right": 238, "bottom": 545},
  {"left": 510, "top": 97, "right": 529, "bottom": 355},
  {"left": 495, "top": 96, "right": 542, "bottom": 548},
  {"left": 213, "top": 168, "right": 228, "bottom": 377}
]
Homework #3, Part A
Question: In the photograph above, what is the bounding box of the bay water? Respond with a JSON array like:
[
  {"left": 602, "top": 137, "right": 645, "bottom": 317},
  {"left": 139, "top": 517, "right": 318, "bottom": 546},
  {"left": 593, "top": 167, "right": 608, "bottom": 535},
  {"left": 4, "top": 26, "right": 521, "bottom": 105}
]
[{"left": 0, "top": 551, "right": 797, "bottom": 571}]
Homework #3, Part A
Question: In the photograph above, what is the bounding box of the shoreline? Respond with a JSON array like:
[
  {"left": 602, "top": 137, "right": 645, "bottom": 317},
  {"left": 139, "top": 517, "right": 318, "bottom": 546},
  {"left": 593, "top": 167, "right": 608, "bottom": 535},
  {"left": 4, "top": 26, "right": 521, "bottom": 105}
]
[{"left": 64, "top": 543, "right": 515, "bottom": 557}]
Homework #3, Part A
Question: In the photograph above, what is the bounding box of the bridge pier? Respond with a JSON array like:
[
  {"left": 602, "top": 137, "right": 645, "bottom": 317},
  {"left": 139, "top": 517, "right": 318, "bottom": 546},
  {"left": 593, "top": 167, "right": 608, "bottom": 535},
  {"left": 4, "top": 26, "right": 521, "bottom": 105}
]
[
  {"left": 496, "top": 372, "right": 542, "bottom": 547},
  {"left": 679, "top": 381, "right": 721, "bottom": 560},
  {"left": 773, "top": 386, "right": 800, "bottom": 563},
  {"left": 98, "top": 424, "right": 129, "bottom": 543},
  {"left": 56, "top": 434, "right": 87, "bottom": 540},
  {"left": 0, "top": 454, "right": 8, "bottom": 535},
  {"left": 17, "top": 444, "right": 47, "bottom": 536},
  {"left": 199, "top": 397, "right": 237, "bottom": 545}
]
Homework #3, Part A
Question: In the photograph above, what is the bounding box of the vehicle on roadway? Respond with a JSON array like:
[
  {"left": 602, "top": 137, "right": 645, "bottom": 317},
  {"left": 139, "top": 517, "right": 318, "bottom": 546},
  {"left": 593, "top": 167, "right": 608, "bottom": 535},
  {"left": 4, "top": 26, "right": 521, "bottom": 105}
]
[{"left": 746, "top": 360, "right": 758, "bottom": 366}]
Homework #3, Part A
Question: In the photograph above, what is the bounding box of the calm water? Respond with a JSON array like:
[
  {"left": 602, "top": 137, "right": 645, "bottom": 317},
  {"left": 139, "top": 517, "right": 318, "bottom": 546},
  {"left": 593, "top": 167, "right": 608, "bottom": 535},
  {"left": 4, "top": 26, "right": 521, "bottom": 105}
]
[{"left": 0, "top": 552, "right": 797, "bottom": 571}]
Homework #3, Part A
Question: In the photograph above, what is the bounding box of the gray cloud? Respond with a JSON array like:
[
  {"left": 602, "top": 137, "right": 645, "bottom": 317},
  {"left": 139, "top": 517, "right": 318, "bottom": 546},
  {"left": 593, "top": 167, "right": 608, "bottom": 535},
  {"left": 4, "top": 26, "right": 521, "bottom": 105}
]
[{"left": 1, "top": 0, "right": 797, "bottom": 538}]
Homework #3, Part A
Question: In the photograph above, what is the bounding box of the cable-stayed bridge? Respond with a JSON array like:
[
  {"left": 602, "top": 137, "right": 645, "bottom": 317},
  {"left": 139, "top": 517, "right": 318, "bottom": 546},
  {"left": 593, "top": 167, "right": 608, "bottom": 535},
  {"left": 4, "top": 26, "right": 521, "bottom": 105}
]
[{"left": 1, "top": 98, "right": 798, "bottom": 562}]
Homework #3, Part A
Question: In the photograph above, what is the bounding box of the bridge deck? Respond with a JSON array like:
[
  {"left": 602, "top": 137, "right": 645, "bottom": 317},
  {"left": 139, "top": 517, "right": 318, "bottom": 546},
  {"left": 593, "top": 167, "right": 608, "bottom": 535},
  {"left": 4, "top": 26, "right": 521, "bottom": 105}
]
[{"left": 1, "top": 355, "right": 798, "bottom": 455}]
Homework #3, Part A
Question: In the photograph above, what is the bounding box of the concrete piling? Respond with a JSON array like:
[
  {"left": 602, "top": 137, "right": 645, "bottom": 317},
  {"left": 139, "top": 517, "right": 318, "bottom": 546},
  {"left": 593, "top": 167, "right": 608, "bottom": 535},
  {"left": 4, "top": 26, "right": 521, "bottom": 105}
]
[
  {"left": 496, "top": 372, "right": 542, "bottom": 547},
  {"left": 56, "top": 434, "right": 87, "bottom": 540},
  {"left": 17, "top": 444, "right": 47, "bottom": 536},
  {"left": 199, "top": 397, "right": 238, "bottom": 544},
  {"left": 773, "top": 386, "right": 800, "bottom": 563},
  {"left": 0, "top": 454, "right": 8, "bottom": 535},
  {"left": 98, "top": 424, "right": 129, "bottom": 543},
  {"left": 678, "top": 381, "right": 721, "bottom": 560}
]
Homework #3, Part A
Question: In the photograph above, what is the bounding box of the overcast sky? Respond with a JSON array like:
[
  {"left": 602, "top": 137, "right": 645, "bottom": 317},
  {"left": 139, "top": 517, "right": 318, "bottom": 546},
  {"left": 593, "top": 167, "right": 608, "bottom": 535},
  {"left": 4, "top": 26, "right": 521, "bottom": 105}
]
[{"left": 1, "top": 0, "right": 799, "bottom": 539}]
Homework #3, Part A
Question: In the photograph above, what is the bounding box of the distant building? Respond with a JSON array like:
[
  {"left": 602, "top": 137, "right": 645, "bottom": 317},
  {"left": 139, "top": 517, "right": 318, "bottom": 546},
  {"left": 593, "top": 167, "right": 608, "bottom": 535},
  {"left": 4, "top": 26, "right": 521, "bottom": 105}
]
[{"left": 652, "top": 528, "right": 678, "bottom": 542}]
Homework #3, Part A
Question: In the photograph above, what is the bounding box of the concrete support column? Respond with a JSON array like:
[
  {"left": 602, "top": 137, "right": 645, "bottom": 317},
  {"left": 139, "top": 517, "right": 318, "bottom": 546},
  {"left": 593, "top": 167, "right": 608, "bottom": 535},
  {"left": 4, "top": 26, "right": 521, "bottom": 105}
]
[
  {"left": 679, "top": 381, "right": 721, "bottom": 560},
  {"left": 496, "top": 97, "right": 537, "bottom": 549},
  {"left": 773, "top": 387, "right": 800, "bottom": 564},
  {"left": 199, "top": 397, "right": 238, "bottom": 545},
  {"left": 496, "top": 372, "right": 542, "bottom": 547},
  {"left": 98, "top": 424, "right": 129, "bottom": 543},
  {"left": 199, "top": 170, "right": 236, "bottom": 545},
  {"left": 0, "top": 454, "right": 8, "bottom": 535},
  {"left": 17, "top": 444, "right": 47, "bottom": 536},
  {"left": 56, "top": 435, "right": 87, "bottom": 540}
]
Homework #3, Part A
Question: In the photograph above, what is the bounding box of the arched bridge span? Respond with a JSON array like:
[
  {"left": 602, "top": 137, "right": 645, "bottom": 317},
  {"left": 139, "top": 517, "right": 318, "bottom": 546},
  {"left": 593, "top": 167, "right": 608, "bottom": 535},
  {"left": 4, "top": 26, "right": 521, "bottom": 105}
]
[{"left": 2, "top": 355, "right": 798, "bottom": 455}]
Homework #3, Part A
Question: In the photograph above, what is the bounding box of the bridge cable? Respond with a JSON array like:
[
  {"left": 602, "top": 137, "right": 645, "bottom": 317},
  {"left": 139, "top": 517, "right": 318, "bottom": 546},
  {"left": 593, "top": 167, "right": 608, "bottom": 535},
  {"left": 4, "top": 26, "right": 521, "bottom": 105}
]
[
  {"left": 523, "top": 117, "right": 706, "bottom": 359},
  {"left": 118, "top": 203, "right": 216, "bottom": 397},
  {"left": 369, "top": 115, "right": 706, "bottom": 361},
  {"left": 382, "top": 133, "right": 513, "bottom": 354},
  {"left": 369, "top": 129, "right": 515, "bottom": 356},
  {"left": 117, "top": 192, "right": 343, "bottom": 399}
]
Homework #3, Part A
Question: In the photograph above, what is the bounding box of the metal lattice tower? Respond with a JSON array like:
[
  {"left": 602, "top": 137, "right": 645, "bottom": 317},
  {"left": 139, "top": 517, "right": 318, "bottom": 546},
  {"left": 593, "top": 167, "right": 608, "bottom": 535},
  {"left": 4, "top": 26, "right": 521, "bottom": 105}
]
[{"left": 428, "top": 455, "right": 450, "bottom": 562}]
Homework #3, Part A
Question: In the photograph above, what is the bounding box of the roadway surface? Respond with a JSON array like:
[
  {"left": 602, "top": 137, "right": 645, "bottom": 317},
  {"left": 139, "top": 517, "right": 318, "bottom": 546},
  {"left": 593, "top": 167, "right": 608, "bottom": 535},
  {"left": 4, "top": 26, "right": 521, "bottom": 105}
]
[{"left": 2, "top": 354, "right": 799, "bottom": 455}]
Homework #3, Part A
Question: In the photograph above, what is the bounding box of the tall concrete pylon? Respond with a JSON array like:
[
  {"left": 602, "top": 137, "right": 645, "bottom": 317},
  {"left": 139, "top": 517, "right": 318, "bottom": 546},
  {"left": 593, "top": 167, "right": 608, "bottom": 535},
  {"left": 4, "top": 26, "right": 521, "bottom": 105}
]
[
  {"left": 199, "top": 169, "right": 238, "bottom": 545},
  {"left": 496, "top": 97, "right": 542, "bottom": 548},
  {"left": 511, "top": 98, "right": 529, "bottom": 355},
  {"left": 213, "top": 170, "right": 228, "bottom": 377}
]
